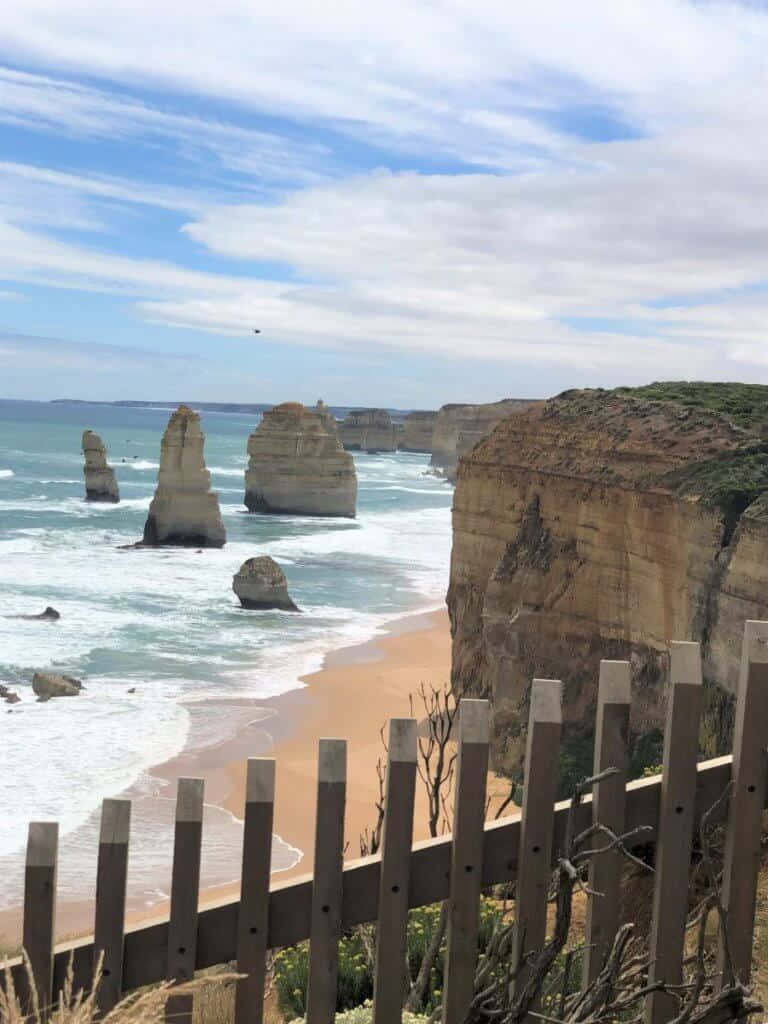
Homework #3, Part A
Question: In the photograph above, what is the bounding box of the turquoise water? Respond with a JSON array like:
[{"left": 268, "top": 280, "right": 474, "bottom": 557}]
[{"left": 0, "top": 400, "right": 452, "bottom": 909}]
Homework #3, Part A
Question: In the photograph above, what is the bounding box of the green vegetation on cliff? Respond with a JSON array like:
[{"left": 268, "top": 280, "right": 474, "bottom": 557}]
[
  {"left": 656, "top": 441, "right": 768, "bottom": 532},
  {"left": 612, "top": 381, "right": 768, "bottom": 435}
]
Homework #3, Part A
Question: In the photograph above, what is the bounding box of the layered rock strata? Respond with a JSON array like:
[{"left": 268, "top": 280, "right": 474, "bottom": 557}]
[
  {"left": 142, "top": 406, "right": 226, "bottom": 547},
  {"left": 448, "top": 388, "right": 768, "bottom": 775},
  {"left": 399, "top": 411, "right": 437, "bottom": 453},
  {"left": 233, "top": 556, "right": 299, "bottom": 611},
  {"left": 245, "top": 402, "right": 357, "bottom": 517},
  {"left": 82, "top": 430, "right": 120, "bottom": 502},
  {"left": 338, "top": 409, "right": 397, "bottom": 452},
  {"left": 430, "top": 399, "right": 537, "bottom": 479}
]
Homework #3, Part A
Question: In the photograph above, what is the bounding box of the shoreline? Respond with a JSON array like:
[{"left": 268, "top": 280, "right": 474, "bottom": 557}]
[{"left": 0, "top": 605, "right": 452, "bottom": 947}]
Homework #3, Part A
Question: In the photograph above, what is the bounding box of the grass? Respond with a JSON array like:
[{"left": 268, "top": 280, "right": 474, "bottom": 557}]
[
  {"left": 0, "top": 957, "right": 240, "bottom": 1024},
  {"left": 655, "top": 441, "right": 768, "bottom": 525},
  {"left": 611, "top": 381, "right": 768, "bottom": 435}
]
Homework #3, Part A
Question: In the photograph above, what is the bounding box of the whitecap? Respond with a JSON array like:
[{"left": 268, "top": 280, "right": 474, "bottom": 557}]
[{"left": 0, "top": 469, "right": 14, "bottom": 478}]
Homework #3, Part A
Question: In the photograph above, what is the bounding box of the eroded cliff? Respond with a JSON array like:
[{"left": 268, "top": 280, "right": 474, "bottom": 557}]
[
  {"left": 399, "top": 411, "right": 436, "bottom": 453},
  {"left": 431, "top": 399, "right": 537, "bottom": 479},
  {"left": 447, "top": 386, "right": 768, "bottom": 780}
]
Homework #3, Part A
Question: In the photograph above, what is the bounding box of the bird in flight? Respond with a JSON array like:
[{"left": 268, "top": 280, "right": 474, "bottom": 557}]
[{"left": 253, "top": 328, "right": 261, "bottom": 334}]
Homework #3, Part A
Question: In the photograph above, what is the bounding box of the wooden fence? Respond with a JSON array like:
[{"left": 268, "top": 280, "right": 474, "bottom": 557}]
[{"left": 5, "top": 620, "right": 768, "bottom": 1023}]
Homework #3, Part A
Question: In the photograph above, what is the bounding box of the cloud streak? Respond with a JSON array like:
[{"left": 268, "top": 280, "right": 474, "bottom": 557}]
[{"left": 2, "top": 2, "right": 768, "bottom": 391}]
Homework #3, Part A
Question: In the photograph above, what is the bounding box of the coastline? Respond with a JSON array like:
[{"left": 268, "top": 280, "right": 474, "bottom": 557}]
[{"left": 0, "top": 606, "right": 452, "bottom": 947}]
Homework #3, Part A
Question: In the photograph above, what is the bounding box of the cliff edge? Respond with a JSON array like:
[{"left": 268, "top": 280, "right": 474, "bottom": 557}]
[{"left": 447, "top": 384, "right": 768, "bottom": 781}]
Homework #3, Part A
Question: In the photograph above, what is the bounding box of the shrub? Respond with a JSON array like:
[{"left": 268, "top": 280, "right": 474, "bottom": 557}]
[
  {"left": 273, "top": 898, "right": 504, "bottom": 1020},
  {"left": 287, "top": 1003, "right": 429, "bottom": 1023}
]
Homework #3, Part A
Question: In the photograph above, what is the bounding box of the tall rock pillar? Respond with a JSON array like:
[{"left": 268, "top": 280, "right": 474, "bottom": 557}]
[{"left": 142, "top": 405, "right": 226, "bottom": 547}]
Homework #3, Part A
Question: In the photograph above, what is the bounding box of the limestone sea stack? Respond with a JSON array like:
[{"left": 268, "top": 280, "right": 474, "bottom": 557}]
[
  {"left": 233, "top": 556, "right": 299, "bottom": 611},
  {"left": 142, "top": 405, "right": 226, "bottom": 547},
  {"left": 338, "top": 408, "right": 397, "bottom": 452},
  {"left": 399, "top": 410, "right": 437, "bottom": 453},
  {"left": 82, "top": 430, "right": 120, "bottom": 502},
  {"left": 244, "top": 402, "right": 357, "bottom": 517}
]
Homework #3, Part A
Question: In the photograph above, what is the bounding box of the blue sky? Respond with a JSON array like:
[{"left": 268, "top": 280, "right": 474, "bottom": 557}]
[{"left": 2, "top": 1, "right": 768, "bottom": 406}]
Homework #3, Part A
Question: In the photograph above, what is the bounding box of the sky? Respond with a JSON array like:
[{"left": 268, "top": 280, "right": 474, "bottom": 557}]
[{"left": 2, "top": 1, "right": 768, "bottom": 407}]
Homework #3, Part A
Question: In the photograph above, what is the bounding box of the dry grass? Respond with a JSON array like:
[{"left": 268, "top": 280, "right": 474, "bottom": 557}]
[{"left": 0, "top": 956, "right": 240, "bottom": 1024}]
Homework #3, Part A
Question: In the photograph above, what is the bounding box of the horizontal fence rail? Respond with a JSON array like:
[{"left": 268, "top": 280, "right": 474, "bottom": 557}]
[{"left": 4, "top": 619, "right": 768, "bottom": 1024}]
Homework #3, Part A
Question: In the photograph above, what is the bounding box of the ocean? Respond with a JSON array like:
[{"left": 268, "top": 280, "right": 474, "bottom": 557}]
[{"left": 0, "top": 399, "right": 452, "bottom": 913}]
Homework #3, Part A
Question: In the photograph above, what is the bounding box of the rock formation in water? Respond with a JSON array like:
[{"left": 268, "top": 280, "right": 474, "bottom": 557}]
[
  {"left": 5, "top": 606, "right": 60, "bottom": 621},
  {"left": 399, "top": 411, "right": 437, "bottom": 453},
  {"left": 32, "top": 672, "right": 83, "bottom": 699},
  {"left": 244, "top": 402, "right": 357, "bottom": 517},
  {"left": 142, "top": 405, "right": 226, "bottom": 547},
  {"left": 233, "top": 556, "right": 299, "bottom": 611},
  {"left": 338, "top": 409, "right": 397, "bottom": 452},
  {"left": 448, "top": 384, "right": 768, "bottom": 778},
  {"left": 82, "top": 430, "right": 120, "bottom": 502},
  {"left": 0, "top": 684, "right": 21, "bottom": 704},
  {"left": 430, "top": 399, "right": 537, "bottom": 480}
]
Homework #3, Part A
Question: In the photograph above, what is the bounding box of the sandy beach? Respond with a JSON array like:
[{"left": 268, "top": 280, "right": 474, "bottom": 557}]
[{"left": 0, "top": 606, "right": 452, "bottom": 948}]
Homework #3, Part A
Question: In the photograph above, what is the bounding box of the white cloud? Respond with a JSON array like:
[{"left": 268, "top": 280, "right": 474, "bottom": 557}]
[
  {"left": 0, "top": 67, "right": 334, "bottom": 186},
  {"left": 2, "top": 2, "right": 768, "bottom": 385}
]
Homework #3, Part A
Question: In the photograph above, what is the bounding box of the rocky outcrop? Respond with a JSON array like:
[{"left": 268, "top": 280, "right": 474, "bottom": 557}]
[
  {"left": 233, "top": 556, "right": 299, "bottom": 611},
  {"left": 142, "top": 406, "right": 226, "bottom": 547},
  {"left": 32, "top": 672, "right": 83, "bottom": 698},
  {"left": 399, "top": 411, "right": 436, "bottom": 453},
  {"left": 431, "top": 400, "right": 537, "bottom": 479},
  {"left": 338, "top": 409, "right": 397, "bottom": 452},
  {"left": 448, "top": 387, "right": 768, "bottom": 777},
  {"left": 244, "top": 402, "right": 357, "bottom": 517},
  {"left": 82, "top": 430, "right": 120, "bottom": 502},
  {"left": 5, "top": 606, "right": 60, "bottom": 621},
  {"left": 0, "top": 685, "right": 20, "bottom": 704}
]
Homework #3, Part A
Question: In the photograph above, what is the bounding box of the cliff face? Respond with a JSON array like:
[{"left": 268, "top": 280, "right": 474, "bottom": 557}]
[
  {"left": 338, "top": 409, "right": 397, "bottom": 452},
  {"left": 399, "top": 411, "right": 436, "bottom": 453},
  {"left": 82, "top": 430, "right": 119, "bottom": 502},
  {"left": 447, "top": 389, "right": 768, "bottom": 775},
  {"left": 142, "top": 405, "right": 226, "bottom": 547},
  {"left": 430, "top": 400, "right": 537, "bottom": 479},
  {"left": 245, "top": 402, "right": 357, "bottom": 517}
]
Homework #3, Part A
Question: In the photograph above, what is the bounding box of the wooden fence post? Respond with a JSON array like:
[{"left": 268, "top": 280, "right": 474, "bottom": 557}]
[
  {"left": 93, "top": 798, "right": 131, "bottom": 1013},
  {"left": 166, "top": 778, "right": 204, "bottom": 1024},
  {"left": 306, "top": 739, "right": 346, "bottom": 1024},
  {"left": 583, "top": 661, "right": 631, "bottom": 986},
  {"left": 235, "top": 758, "right": 275, "bottom": 1024},
  {"left": 442, "top": 699, "right": 490, "bottom": 1024},
  {"left": 511, "top": 680, "right": 562, "bottom": 1000},
  {"left": 22, "top": 821, "right": 58, "bottom": 1018},
  {"left": 645, "top": 642, "right": 702, "bottom": 1024},
  {"left": 717, "top": 620, "right": 768, "bottom": 987},
  {"left": 372, "top": 719, "right": 417, "bottom": 1024}
]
